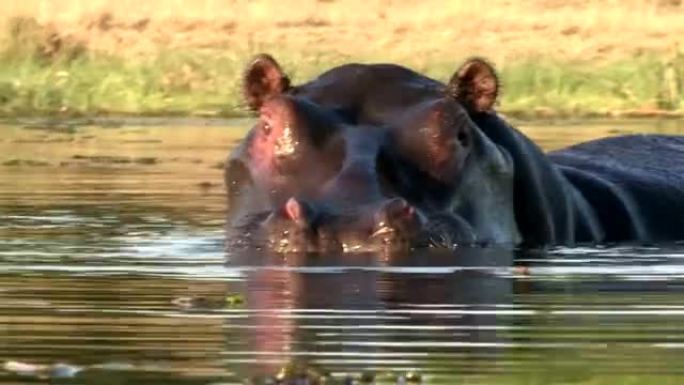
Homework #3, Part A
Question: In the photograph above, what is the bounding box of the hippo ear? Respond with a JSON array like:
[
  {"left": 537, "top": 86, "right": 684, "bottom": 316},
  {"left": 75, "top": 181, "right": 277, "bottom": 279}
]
[
  {"left": 243, "top": 54, "right": 291, "bottom": 111},
  {"left": 447, "top": 57, "right": 499, "bottom": 113}
]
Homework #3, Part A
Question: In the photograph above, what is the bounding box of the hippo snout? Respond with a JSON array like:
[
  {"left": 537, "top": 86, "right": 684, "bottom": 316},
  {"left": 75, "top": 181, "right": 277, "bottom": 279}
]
[{"left": 257, "top": 197, "right": 431, "bottom": 255}]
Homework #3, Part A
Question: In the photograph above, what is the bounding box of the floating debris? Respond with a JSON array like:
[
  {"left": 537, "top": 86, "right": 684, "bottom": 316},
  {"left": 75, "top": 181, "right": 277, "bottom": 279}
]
[
  {"left": 360, "top": 371, "right": 375, "bottom": 384},
  {"left": 70, "top": 154, "right": 158, "bottom": 165},
  {"left": 405, "top": 371, "right": 422, "bottom": 384},
  {"left": 198, "top": 181, "right": 217, "bottom": 193},
  {"left": 3, "top": 360, "right": 82, "bottom": 379},
  {"left": 2, "top": 159, "right": 50, "bottom": 167},
  {"left": 23, "top": 124, "right": 77, "bottom": 134},
  {"left": 225, "top": 293, "right": 245, "bottom": 308},
  {"left": 171, "top": 293, "right": 245, "bottom": 310},
  {"left": 135, "top": 157, "right": 158, "bottom": 165}
]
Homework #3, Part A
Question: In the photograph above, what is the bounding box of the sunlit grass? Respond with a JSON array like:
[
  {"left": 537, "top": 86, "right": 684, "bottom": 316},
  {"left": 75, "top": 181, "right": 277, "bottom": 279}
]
[
  {"left": 0, "top": 48, "right": 682, "bottom": 118},
  {"left": 498, "top": 56, "right": 684, "bottom": 117},
  {"left": 0, "top": 49, "right": 244, "bottom": 116}
]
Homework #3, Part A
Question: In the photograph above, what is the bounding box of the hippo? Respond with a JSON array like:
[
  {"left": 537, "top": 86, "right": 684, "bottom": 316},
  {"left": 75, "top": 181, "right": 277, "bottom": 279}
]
[
  {"left": 225, "top": 83, "right": 475, "bottom": 254},
  {"left": 237, "top": 54, "right": 684, "bottom": 247},
  {"left": 237, "top": 55, "right": 521, "bottom": 247}
]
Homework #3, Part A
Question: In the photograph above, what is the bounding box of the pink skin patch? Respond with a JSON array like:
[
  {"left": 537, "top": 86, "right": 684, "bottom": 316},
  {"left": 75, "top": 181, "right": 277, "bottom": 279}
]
[
  {"left": 248, "top": 97, "right": 347, "bottom": 205},
  {"left": 284, "top": 197, "right": 303, "bottom": 222},
  {"left": 247, "top": 98, "right": 301, "bottom": 188}
]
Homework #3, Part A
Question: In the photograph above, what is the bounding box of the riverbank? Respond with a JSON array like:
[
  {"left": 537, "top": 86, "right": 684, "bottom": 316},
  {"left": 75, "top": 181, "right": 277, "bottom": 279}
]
[{"left": 1, "top": 0, "right": 683, "bottom": 118}]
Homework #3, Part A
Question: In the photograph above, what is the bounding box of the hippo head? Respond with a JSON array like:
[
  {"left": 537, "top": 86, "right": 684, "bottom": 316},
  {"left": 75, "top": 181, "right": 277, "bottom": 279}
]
[
  {"left": 258, "top": 197, "right": 428, "bottom": 255},
  {"left": 228, "top": 54, "right": 520, "bottom": 250}
]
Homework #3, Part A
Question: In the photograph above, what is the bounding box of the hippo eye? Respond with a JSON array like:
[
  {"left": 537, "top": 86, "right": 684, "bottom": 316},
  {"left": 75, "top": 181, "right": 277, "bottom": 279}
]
[
  {"left": 262, "top": 121, "right": 272, "bottom": 135},
  {"left": 457, "top": 131, "right": 469, "bottom": 146}
]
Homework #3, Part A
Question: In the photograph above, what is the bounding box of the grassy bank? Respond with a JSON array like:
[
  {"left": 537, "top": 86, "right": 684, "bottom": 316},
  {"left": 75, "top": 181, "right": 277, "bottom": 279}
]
[
  {"left": 2, "top": 48, "right": 682, "bottom": 119},
  {"left": 0, "top": 0, "right": 683, "bottom": 118}
]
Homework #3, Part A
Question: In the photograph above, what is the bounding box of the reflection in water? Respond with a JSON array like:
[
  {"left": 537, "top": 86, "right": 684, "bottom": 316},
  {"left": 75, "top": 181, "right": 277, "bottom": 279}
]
[
  {"left": 229, "top": 249, "right": 516, "bottom": 380},
  {"left": 1, "top": 120, "right": 684, "bottom": 384}
]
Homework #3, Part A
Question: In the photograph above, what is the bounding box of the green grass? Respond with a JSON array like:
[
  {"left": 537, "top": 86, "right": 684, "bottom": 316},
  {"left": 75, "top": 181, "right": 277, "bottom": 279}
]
[
  {"left": 0, "top": 50, "right": 245, "bottom": 117},
  {"left": 0, "top": 17, "right": 682, "bottom": 118},
  {"left": 498, "top": 56, "right": 684, "bottom": 118},
  {"left": 1, "top": 51, "right": 682, "bottom": 119}
]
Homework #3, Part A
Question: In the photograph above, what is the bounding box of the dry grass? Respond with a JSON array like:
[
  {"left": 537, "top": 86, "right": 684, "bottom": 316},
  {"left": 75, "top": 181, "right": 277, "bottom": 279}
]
[{"left": 1, "top": 0, "right": 683, "bottom": 64}]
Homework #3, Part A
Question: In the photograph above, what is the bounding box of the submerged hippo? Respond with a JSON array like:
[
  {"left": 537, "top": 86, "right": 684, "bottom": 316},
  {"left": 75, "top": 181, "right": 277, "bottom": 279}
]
[
  {"left": 225, "top": 78, "right": 475, "bottom": 254},
  {"left": 235, "top": 54, "right": 684, "bottom": 247}
]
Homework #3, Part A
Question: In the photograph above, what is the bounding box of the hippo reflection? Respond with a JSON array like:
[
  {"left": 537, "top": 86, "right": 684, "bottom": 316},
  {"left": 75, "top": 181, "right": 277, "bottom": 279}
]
[
  {"left": 226, "top": 248, "right": 515, "bottom": 381},
  {"left": 225, "top": 54, "right": 684, "bottom": 253}
]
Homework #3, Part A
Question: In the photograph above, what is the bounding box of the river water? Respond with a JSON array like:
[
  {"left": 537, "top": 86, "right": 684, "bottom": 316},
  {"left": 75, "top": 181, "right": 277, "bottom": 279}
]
[{"left": 1, "top": 118, "right": 684, "bottom": 384}]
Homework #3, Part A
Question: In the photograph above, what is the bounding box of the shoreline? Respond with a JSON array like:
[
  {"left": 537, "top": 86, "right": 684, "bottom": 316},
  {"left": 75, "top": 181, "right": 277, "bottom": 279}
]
[{"left": 1, "top": 112, "right": 682, "bottom": 130}]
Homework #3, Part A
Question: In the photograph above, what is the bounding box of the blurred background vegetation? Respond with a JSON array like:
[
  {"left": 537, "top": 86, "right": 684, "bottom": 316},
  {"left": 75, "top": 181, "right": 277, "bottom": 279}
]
[{"left": 0, "top": 0, "right": 682, "bottom": 118}]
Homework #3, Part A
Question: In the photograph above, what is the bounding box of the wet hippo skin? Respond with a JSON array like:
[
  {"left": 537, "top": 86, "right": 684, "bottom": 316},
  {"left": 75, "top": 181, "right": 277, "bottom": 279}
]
[
  {"left": 549, "top": 134, "right": 684, "bottom": 243},
  {"left": 275, "top": 56, "right": 580, "bottom": 246},
  {"left": 225, "top": 63, "right": 477, "bottom": 253},
  {"left": 226, "top": 54, "right": 684, "bottom": 249}
]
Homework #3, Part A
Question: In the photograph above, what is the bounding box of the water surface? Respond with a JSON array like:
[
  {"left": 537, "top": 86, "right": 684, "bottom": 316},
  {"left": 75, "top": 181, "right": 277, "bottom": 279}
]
[{"left": 2, "top": 118, "right": 684, "bottom": 384}]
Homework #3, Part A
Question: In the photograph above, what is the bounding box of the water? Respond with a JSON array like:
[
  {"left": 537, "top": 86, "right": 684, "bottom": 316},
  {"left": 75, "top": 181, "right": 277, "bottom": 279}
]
[{"left": 2, "top": 118, "right": 684, "bottom": 384}]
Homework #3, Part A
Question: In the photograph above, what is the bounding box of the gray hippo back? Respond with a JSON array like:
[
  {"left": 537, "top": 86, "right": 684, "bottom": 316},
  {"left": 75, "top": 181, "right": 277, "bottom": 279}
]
[{"left": 550, "top": 134, "right": 684, "bottom": 243}]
